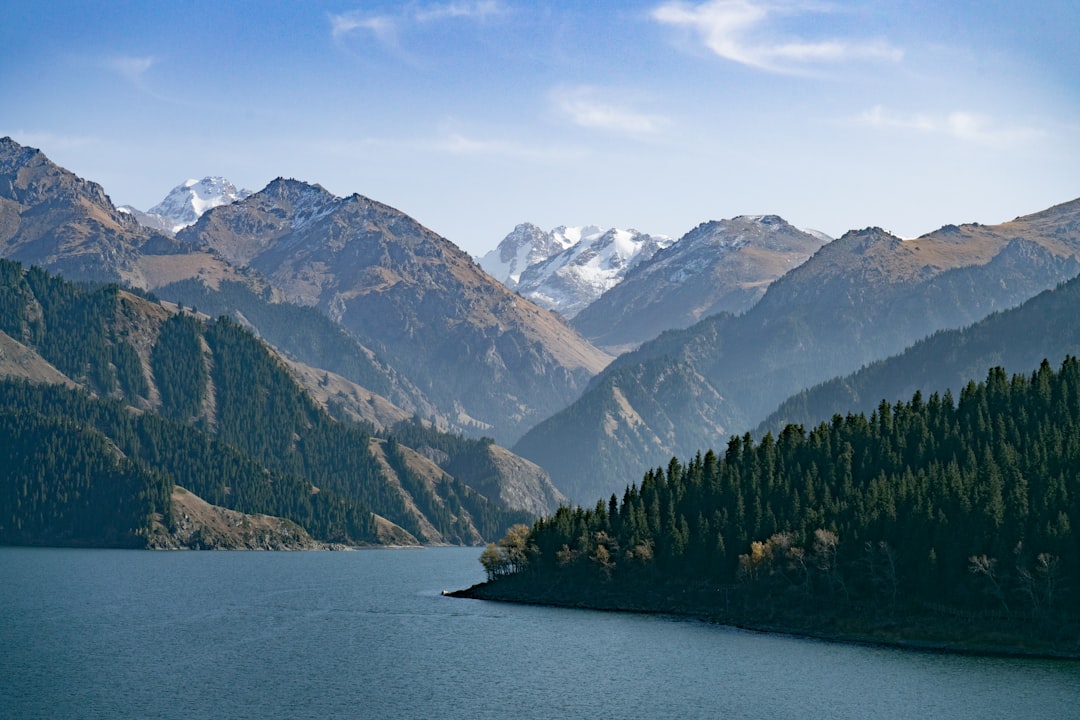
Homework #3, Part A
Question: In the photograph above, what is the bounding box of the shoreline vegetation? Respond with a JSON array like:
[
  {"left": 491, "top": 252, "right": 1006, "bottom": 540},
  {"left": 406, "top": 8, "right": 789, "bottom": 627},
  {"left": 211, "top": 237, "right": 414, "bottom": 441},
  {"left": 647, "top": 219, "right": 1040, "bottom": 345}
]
[{"left": 451, "top": 359, "right": 1080, "bottom": 660}]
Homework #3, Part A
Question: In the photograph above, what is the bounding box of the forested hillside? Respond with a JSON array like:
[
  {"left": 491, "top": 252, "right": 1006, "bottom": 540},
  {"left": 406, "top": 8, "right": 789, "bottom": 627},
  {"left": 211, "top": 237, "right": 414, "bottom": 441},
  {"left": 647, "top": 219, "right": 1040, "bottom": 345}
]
[
  {"left": 155, "top": 277, "right": 440, "bottom": 424},
  {"left": 470, "top": 359, "right": 1080, "bottom": 653},
  {"left": 0, "top": 260, "right": 533, "bottom": 547},
  {"left": 0, "top": 379, "right": 369, "bottom": 547}
]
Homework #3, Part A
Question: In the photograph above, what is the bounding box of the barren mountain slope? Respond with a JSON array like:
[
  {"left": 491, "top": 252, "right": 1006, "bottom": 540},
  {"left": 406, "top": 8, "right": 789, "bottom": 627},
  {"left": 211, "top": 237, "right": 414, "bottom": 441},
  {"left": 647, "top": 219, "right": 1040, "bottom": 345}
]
[
  {"left": 572, "top": 215, "right": 828, "bottom": 351},
  {"left": 181, "top": 179, "right": 612, "bottom": 443}
]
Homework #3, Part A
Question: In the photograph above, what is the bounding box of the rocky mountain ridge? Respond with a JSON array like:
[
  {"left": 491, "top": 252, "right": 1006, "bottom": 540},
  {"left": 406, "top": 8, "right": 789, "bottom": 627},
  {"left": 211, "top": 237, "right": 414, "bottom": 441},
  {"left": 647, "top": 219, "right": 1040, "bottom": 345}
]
[
  {"left": 178, "top": 178, "right": 612, "bottom": 443},
  {"left": 120, "top": 176, "right": 251, "bottom": 235},
  {"left": 0, "top": 138, "right": 611, "bottom": 447},
  {"left": 479, "top": 222, "right": 577, "bottom": 287},
  {"left": 515, "top": 226, "right": 672, "bottom": 318},
  {"left": 150, "top": 176, "right": 251, "bottom": 231},
  {"left": 516, "top": 200, "right": 1080, "bottom": 504},
  {"left": 571, "top": 215, "right": 830, "bottom": 351},
  {"left": 0, "top": 137, "right": 252, "bottom": 291}
]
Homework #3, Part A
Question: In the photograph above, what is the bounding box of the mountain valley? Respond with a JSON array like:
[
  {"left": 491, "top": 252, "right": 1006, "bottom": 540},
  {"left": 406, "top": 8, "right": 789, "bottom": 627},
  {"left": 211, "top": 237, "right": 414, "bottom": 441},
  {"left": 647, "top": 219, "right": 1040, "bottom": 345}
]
[
  {"left": 3, "top": 134, "right": 1080, "bottom": 555},
  {"left": 516, "top": 204, "right": 1080, "bottom": 503}
]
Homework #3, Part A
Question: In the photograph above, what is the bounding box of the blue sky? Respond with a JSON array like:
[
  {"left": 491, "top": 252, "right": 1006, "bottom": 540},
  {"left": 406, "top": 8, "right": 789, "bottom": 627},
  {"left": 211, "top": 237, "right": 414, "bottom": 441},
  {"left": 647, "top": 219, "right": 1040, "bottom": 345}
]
[{"left": 2, "top": 1, "right": 1078, "bottom": 255}]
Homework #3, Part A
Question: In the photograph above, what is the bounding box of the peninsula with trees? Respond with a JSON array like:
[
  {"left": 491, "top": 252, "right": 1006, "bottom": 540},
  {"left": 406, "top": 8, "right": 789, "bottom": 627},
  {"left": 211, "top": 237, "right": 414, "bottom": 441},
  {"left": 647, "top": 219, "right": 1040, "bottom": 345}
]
[{"left": 457, "top": 359, "right": 1080, "bottom": 657}]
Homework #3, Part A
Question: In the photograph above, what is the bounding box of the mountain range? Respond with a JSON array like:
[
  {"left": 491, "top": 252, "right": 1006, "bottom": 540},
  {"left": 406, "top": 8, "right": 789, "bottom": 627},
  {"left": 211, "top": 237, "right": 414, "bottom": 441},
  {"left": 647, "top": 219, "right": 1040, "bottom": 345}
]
[
  {"left": 570, "top": 215, "right": 829, "bottom": 352},
  {"left": 0, "top": 138, "right": 610, "bottom": 446},
  {"left": 756, "top": 271, "right": 1080, "bottom": 437},
  {"left": 4, "top": 133, "right": 1080, "bottom": 535},
  {"left": 172, "top": 178, "right": 611, "bottom": 443},
  {"left": 515, "top": 204, "right": 1080, "bottom": 503},
  {"left": 0, "top": 137, "right": 587, "bottom": 547},
  {"left": 0, "top": 137, "right": 249, "bottom": 290}
]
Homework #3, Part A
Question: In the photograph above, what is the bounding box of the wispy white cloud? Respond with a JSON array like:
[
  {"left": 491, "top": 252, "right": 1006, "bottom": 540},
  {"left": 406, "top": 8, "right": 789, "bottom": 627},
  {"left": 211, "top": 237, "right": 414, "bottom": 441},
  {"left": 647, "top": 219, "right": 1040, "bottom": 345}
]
[
  {"left": 97, "top": 54, "right": 201, "bottom": 107},
  {"left": 330, "top": 2, "right": 503, "bottom": 47},
  {"left": 552, "top": 86, "right": 668, "bottom": 136},
  {"left": 857, "top": 105, "right": 1043, "bottom": 148},
  {"left": 435, "top": 132, "right": 586, "bottom": 163},
  {"left": 310, "top": 127, "right": 581, "bottom": 165},
  {"left": 651, "top": 0, "right": 902, "bottom": 74},
  {"left": 414, "top": 1, "right": 503, "bottom": 23},
  {"left": 330, "top": 12, "right": 399, "bottom": 45},
  {"left": 102, "top": 55, "right": 157, "bottom": 84}
]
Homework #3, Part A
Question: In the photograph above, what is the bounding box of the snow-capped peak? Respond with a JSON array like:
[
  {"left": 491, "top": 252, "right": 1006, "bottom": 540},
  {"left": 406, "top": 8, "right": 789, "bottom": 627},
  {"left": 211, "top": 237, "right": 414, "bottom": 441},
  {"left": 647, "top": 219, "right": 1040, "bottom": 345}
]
[
  {"left": 479, "top": 223, "right": 576, "bottom": 287},
  {"left": 146, "top": 176, "right": 252, "bottom": 233},
  {"left": 481, "top": 223, "right": 671, "bottom": 318}
]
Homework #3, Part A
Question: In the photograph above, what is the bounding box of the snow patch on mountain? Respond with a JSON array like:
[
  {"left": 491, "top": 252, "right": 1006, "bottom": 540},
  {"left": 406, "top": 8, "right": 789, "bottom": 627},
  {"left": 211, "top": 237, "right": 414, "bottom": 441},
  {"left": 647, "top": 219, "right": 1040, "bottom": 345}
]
[
  {"left": 479, "top": 223, "right": 578, "bottom": 287},
  {"left": 801, "top": 227, "right": 833, "bottom": 244},
  {"left": 569, "top": 213, "right": 833, "bottom": 352},
  {"left": 485, "top": 224, "right": 672, "bottom": 318},
  {"left": 129, "top": 177, "right": 252, "bottom": 234}
]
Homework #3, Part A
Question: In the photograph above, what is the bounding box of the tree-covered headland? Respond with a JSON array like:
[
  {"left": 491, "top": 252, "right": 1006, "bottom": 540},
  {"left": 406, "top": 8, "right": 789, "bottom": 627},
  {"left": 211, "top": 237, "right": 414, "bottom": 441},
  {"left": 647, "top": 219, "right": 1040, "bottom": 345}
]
[{"left": 469, "top": 358, "right": 1080, "bottom": 655}]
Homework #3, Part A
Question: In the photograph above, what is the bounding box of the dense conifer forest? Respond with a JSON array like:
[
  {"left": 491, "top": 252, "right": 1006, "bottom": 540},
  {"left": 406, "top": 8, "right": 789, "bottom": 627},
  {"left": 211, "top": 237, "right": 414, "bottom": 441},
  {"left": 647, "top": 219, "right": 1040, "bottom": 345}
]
[
  {"left": 0, "top": 379, "right": 373, "bottom": 546},
  {"left": 472, "top": 358, "right": 1080, "bottom": 653},
  {"left": 156, "top": 278, "right": 402, "bottom": 401},
  {"left": 0, "top": 260, "right": 529, "bottom": 547}
]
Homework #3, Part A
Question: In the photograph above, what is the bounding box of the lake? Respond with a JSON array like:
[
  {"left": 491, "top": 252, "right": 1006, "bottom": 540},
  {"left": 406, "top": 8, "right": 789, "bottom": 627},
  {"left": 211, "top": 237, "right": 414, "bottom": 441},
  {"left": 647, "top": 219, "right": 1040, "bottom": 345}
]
[{"left": 1, "top": 546, "right": 1077, "bottom": 719}]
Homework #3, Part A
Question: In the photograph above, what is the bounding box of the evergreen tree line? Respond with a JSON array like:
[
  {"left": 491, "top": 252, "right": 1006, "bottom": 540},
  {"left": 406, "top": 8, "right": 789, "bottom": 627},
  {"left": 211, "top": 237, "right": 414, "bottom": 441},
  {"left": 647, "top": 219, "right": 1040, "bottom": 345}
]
[
  {"left": 488, "top": 358, "right": 1080, "bottom": 637},
  {"left": 389, "top": 417, "right": 495, "bottom": 462},
  {"left": 0, "top": 379, "right": 374, "bottom": 545},
  {"left": 0, "top": 403, "right": 170, "bottom": 547},
  {"left": 382, "top": 435, "right": 532, "bottom": 543},
  {"left": 758, "top": 274, "right": 1080, "bottom": 439},
  {"left": 386, "top": 419, "right": 538, "bottom": 539}
]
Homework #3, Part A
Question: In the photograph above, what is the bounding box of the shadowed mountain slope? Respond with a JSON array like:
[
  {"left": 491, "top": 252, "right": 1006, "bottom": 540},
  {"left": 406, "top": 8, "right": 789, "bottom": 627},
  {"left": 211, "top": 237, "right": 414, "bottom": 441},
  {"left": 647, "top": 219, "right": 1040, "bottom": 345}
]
[
  {"left": 757, "top": 272, "right": 1080, "bottom": 436},
  {"left": 0, "top": 259, "right": 552, "bottom": 546}
]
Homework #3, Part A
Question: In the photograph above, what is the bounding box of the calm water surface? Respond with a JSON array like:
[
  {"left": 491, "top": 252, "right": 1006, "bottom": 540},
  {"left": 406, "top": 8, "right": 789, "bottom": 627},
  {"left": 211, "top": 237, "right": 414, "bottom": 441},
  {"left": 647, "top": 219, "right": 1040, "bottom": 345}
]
[{"left": 1, "top": 547, "right": 1077, "bottom": 719}]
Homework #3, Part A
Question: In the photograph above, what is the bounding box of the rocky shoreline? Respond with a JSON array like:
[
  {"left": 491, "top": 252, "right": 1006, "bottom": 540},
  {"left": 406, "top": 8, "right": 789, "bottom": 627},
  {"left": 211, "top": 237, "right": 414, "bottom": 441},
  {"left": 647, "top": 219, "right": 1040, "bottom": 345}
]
[{"left": 147, "top": 487, "right": 337, "bottom": 550}]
